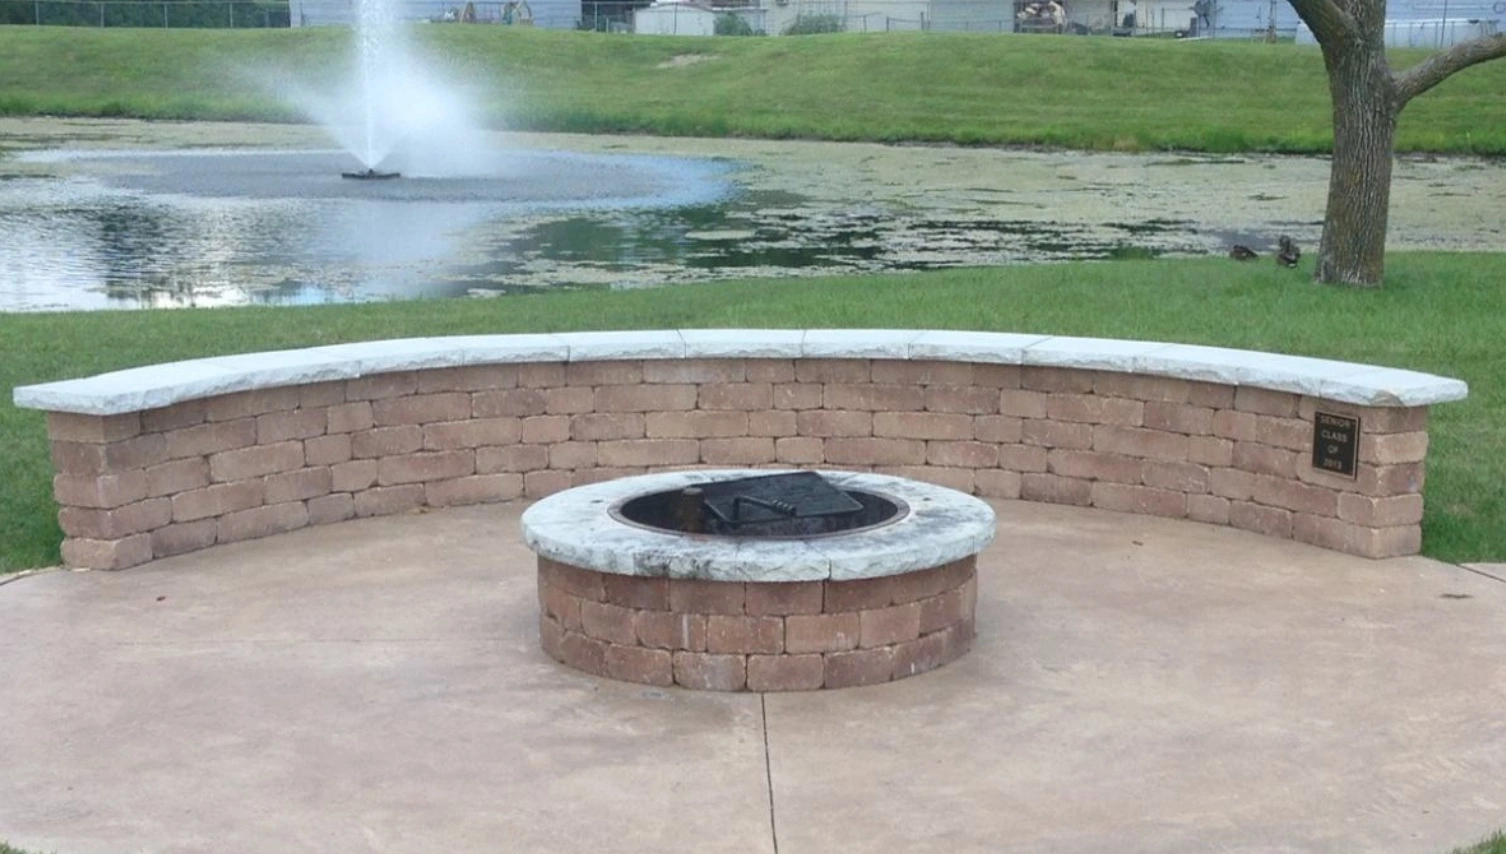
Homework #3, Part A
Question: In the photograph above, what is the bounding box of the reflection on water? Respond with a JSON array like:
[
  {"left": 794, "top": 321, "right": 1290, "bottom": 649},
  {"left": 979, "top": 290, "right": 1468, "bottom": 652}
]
[{"left": 0, "top": 149, "right": 1205, "bottom": 312}]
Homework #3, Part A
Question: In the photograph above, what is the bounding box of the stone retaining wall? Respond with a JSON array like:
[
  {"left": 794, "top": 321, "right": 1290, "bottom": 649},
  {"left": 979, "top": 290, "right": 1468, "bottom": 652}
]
[{"left": 18, "top": 331, "right": 1465, "bottom": 569}]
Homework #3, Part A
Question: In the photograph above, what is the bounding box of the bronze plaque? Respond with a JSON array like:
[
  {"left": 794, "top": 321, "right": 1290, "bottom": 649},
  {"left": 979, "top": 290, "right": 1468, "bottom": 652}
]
[{"left": 1312, "top": 412, "right": 1359, "bottom": 478}]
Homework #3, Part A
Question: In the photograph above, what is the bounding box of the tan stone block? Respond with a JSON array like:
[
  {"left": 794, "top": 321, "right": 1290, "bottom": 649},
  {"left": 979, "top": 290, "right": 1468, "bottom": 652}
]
[
  {"left": 1047, "top": 450, "right": 1140, "bottom": 484},
  {"left": 141, "top": 400, "right": 208, "bottom": 433},
  {"left": 378, "top": 450, "right": 473, "bottom": 485},
  {"left": 876, "top": 466, "right": 974, "bottom": 493},
  {"left": 217, "top": 501, "right": 309, "bottom": 544},
  {"left": 1253, "top": 415, "right": 1309, "bottom": 451},
  {"left": 597, "top": 439, "right": 700, "bottom": 467},
  {"left": 1212, "top": 409, "right": 1259, "bottom": 441},
  {"left": 172, "top": 480, "right": 264, "bottom": 522},
  {"left": 52, "top": 433, "right": 170, "bottom": 476},
  {"left": 699, "top": 383, "right": 773, "bottom": 411},
  {"left": 307, "top": 493, "right": 355, "bottom": 525},
  {"left": 331, "top": 459, "right": 378, "bottom": 493},
  {"left": 924, "top": 385, "right": 998, "bottom": 415},
  {"left": 1141, "top": 460, "right": 1211, "bottom": 494},
  {"left": 1048, "top": 394, "right": 1144, "bottom": 426},
  {"left": 353, "top": 484, "right": 425, "bottom": 517},
  {"left": 539, "top": 613, "right": 566, "bottom": 662},
  {"left": 205, "top": 387, "right": 300, "bottom": 422},
  {"left": 976, "top": 415, "right": 1025, "bottom": 444},
  {"left": 744, "top": 581, "right": 824, "bottom": 616},
  {"left": 1021, "top": 367, "right": 1095, "bottom": 393},
  {"left": 572, "top": 467, "right": 647, "bottom": 487},
  {"left": 417, "top": 364, "right": 518, "bottom": 393},
  {"left": 1299, "top": 461, "right": 1425, "bottom": 498},
  {"left": 264, "top": 467, "right": 332, "bottom": 504},
  {"left": 669, "top": 579, "right": 744, "bottom": 615},
  {"left": 151, "top": 520, "right": 217, "bottom": 558},
  {"left": 1232, "top": 442, "right": 1298, "bottom": 478},
  {"left": 859, "top": 602, "right": 921, "bottom": 648},
  {"left": 345, "top": 372, "right": 417, "bottom": 401},
  {"left": 1188, "top": 382, "right": 1236, "bottom": 409},
  {"left": 918, "top": 587, "right": 967, "bottom": 635},
  {"left": 472, "top": 388, "right": 546, "bottom": 418},
  {"left": 425, "top": 474, "right": 524, "bottom": 507},
  {"left": 47, "top": 411, "right": 141, "bottom": 443},
  {"left": 1336, "top": 493, "right": 1424, "bottom": 527},
  {"left": 1234, "top": 387, "right": 1299, "bottom": 417},
  {"left": 1346, "top": 524, "right": 1423, "bottom": 558},
  {"left": 1143, "top": 402, "right": 1214, "bottom": 435},
  {"left": 539, "top": 577, "right": 584, "bottom": 631},
  {"left": 520, "top": 415, "right": 570, "bottom": 444},
  {"left": 892, "top": 632, "right": 956, "bottom": 680},
  {"left": 972, "top": 364, "right": 1022, "bottom": 389},
  {"left": 745, "top": 360, "right": 796, "bottom": 383},
  {"left": 1250, "top": 474, "right": 1337, "bottom": 517},
  {"left": 372, "top": 393, "right": 470, "bottom": 427},
  {"left": 593, "top": 384, "right": 698, "bottom": 413},
  {"left": 636, "top": 611, "right": 707, "bottom": 651},
  {"left": 796, "top": 410, "right": 871, "bottom": 438},
  {"left": 673, "top": 652, "right": 746, "bottom": 691},
  {"left": 702, "top": 437, "right": 777, "bottom": 465},
  {"left": 773, "top": 383, "right": 824, "bottom": 410},
  {"left": 824, "top": 438, "right": 925, "bottom": 466},
  {"left": 1094, "top": 374, "right": 1191, "bottom": 403},
  {"left": 559, "top": 631, "right": 609, "bottom": 677},
  {"left": 298, "top": 382, "right": 345, "bottom": 409},
  {"left": 824, "top": 647, "right": 896, "bottom": 689},
  {"left": 1020, "top": 473, "right": 1092, "bottom": 506},
  {"left": 1229, "top": 501, "right": 1293, "bottom": 538},
  {"left": 645, "top": 359, "right": 746, "bottom": 384},
  {"left": 975, "top": 469, "right": 1022, "bottom": 498},
  {"left": 256, "top": 408, "right": 327, "bottom": 443},
  {"left": 1020, "top": 418, "right": 1093, "bottom": 449},
  {"left": 1091, "top": 482, "right": 1186, "bottom": 518},
  {"left": 161, "top": 419, "right": 256, "bottom": 461},
  {"left": 748, "top": 410, "right": 798, "bottom": 438},
  {"left": 747, "top": 654, "right": 824, "bottom": 692},
  {"left": 785, "top": 612, "right": 860, "bottom": 654},
  {"left": 1291, "top": 513, "right": 1352, "bottom": 553},
  {"left": 565, "top": 360, "right": 643, "bottom": 386},
  {"left": 424, "top": 415, "right": 518, "bottom": 451},
  {"left": 824, "top": 383, "right": 924, "bottom": 412},
  {"left": 571, "top": 413, "right": 645, "bottom": 441},
  {"left": 538, "top": 558, "right": 606, "bottom": 601},
  {"left": 209, "top": 441, "right": 303, "bottom": 483},
  {"left": 999, "top": 389, "right": 1048, "bottom": 419},
  {"left": 581, "top": 600, "right": 638, "bottom": 645},
  {"left": 542, "top": 386, "right": 595, "bottom": 415},
  {"left": 1359, "top": 431, "right": 1429, "bottom": 465},
  {"left": 605, "top": 645, "right": 674, "bottom": 687},
  {"left": 707, "top": 615, "right": 784, "bottom": 655},
  {"left": 646, "top": 410, "right": 747, "bottom": 439},
  {"left": 1210, "top": 467, "right": 1256, "bottom": 501},
  {"left": 924, "top": 441, "right": 996, "bottom": 468},
  {"left": 873, "top": 412, "right": 973, "bottom": 441},
  {"left": 350, "top": 425, "right": 422, "bottom": 459},
  {"left": 599, "top": 575, "right": 668, "bottom": 610},
  {"left": 547, "top": 442, "right": 597, "bottom": 470},
  {"left": 869, "top": 360, "right": 970, "bottom": 386},
  {"left": 305, "top": 434, "right": 353, "bottom": 466},
  {"left": 1093, "top": 425, "right": 1188, "bottom": 461},
  {"left": 1186, "top": 494, "right": 1231, "bottom": 525},
  {"left": 59, "top": 498, "right": 172, "bottom": 540},
  {"left": 54, "top": 471, "right": 149, "bottom": 509},
  {"left": 476, "top": 444, "right": 548, "bottom": 474},
  {"left": 1189, "top": 436, "right": 1234, "bottom": 467},
  {"left": 516, "top": 362, "right": 565, "bottom": 388},
  {"left": 61, "top": 534, "right": 153, "bottom": 570},
  {"left": 1297, "top": 398, "right": 1428, "bottom": 434},
  {"left": 326, "top": 401, "right": 374, "bottom": 434},
  {"left": 794, "top": 359, "right": 869, "bottom": 383},
  {"left": 997, "top": 444, "right": 1048, "bottom": 472}
]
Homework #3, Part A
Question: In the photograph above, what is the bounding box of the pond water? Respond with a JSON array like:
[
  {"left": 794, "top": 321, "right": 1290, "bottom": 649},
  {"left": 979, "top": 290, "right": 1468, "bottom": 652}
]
[{"left": 2, "top": 120, "right": 1502, "bottom": 312}]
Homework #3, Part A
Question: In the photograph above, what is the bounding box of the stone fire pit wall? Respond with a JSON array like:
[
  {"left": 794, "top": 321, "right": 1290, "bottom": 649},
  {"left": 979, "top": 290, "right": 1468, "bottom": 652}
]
[{"left": 12, "top": 330, "right": 1468, "bottom": 570}]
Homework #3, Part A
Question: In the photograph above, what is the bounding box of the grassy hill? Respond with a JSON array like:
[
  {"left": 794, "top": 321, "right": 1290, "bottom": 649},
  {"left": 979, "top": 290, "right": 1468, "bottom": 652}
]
[{"left": 1, "top": 26, "right": 1504, "bottom": 152}]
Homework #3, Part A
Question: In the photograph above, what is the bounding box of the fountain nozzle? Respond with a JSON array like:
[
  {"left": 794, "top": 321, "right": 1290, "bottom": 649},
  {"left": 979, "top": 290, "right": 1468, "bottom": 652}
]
[{"left": 341, "top": 168, "right": 401, "bottom": 180}]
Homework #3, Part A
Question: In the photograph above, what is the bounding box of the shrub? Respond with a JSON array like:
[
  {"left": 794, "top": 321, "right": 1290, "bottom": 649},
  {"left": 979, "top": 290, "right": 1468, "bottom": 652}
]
[
  {"left": 714, "top": 12, "right": 759, "bottom": 35},
  {"left": 782, "top": 13, "right": 842, "bottom": 34}
]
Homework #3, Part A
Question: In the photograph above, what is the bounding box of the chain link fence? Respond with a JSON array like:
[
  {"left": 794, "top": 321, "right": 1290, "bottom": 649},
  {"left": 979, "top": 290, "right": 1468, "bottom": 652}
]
[{"left": 0, "top": 0, "right": 289, "bottom": 25}]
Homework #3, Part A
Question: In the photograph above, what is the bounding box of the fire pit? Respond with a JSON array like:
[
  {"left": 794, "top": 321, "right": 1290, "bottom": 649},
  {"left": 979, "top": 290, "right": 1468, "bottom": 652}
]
[{"left": 521, "top": 469, "right": 995, "bottom": 692}]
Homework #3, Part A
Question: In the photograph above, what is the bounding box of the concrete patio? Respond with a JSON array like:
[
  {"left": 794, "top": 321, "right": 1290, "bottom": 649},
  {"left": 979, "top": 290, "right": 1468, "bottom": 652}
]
[{"left": 2, "top": 498, "right": 1504, "bottom": 854}]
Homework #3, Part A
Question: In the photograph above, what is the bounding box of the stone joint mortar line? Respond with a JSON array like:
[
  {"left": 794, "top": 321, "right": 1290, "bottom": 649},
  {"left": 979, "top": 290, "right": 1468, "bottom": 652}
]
[
  {"left": 761, "top": 693, "right": 780, "bottom": 854},
  {"left": 1451, "top": 562, "right": 1506, "bottom": 586}
]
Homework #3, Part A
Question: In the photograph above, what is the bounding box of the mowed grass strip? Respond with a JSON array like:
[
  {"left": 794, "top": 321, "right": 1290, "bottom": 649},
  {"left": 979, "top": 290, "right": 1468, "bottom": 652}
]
[
  {"left": 0, "top": 27, "right": 1504, "bottom": 153},
  {"left": 1, "top": 252, "right": 1502, "bottom": 571}
]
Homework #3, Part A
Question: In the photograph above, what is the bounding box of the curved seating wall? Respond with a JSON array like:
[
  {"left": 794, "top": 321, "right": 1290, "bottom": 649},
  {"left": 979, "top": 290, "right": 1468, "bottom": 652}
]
[{"left": 13, "top": 330, "right": 1467, "bottom": 570}]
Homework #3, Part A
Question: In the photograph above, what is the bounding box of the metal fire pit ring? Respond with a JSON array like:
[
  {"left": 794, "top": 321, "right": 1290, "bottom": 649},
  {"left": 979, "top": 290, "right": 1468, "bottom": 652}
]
[{"left": 520, "top": 469, "right": 996, "bottom": 692}]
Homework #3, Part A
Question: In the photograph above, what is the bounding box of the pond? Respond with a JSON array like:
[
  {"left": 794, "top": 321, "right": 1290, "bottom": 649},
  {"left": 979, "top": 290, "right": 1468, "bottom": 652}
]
[{"left": 2, "top": 119, "right": 1502, "bottom": 312}]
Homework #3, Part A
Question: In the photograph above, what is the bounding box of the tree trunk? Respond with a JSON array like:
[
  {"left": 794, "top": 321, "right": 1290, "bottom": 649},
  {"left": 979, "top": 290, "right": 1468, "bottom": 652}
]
[{"left": 1315, "top": 42, "right": 1399, "bottom": 287}]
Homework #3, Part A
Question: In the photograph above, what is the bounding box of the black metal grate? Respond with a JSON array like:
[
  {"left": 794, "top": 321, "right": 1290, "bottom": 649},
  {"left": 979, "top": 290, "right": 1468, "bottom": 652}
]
[{"left": 698, "top": 471, "right": 863, "bottom": 526}]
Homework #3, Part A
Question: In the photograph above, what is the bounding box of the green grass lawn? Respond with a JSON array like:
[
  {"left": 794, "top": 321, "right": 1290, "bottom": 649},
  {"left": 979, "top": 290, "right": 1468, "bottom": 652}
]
[
  {"left": 0, "top": 27, "right": 1504, "bottom": 153},
  {"left": 2, "top": 253, "right": 1503, "bottom": 571}
]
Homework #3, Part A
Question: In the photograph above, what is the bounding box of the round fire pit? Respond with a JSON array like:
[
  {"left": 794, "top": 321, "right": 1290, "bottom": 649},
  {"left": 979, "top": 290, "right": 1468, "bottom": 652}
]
[{"left": 521, "top": 469, "right": 995, "bottom": 692}]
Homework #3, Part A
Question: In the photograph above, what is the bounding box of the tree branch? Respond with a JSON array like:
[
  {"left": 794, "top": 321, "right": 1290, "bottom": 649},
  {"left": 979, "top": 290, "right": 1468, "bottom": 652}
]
[
  {"left": 1393, "top": 33, "right": 1506, "bottom": 105},
  {"left": 1285, "top": 0, "right": 1358, "bottom": 45}
]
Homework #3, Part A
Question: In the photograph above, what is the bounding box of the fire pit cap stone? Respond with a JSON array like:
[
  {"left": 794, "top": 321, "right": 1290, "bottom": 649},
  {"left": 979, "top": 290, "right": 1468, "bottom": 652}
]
[{"left": 520, "top": 469, "right": 996, "bottom": 583}]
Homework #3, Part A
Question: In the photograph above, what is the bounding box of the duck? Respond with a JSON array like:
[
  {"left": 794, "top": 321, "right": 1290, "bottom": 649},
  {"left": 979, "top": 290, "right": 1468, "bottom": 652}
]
[
  {"left": 1229, "top": 244, "right": 1258, "bottom": 261},
  {"left": 1276, "top": 236, "right": 1301, "bottom": 268}
]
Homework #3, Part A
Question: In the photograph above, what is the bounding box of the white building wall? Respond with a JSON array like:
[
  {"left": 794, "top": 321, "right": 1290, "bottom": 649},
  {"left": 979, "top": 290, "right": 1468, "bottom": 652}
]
[{"left": 634, "top": 2, "right": 719, "bottom": 33}]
